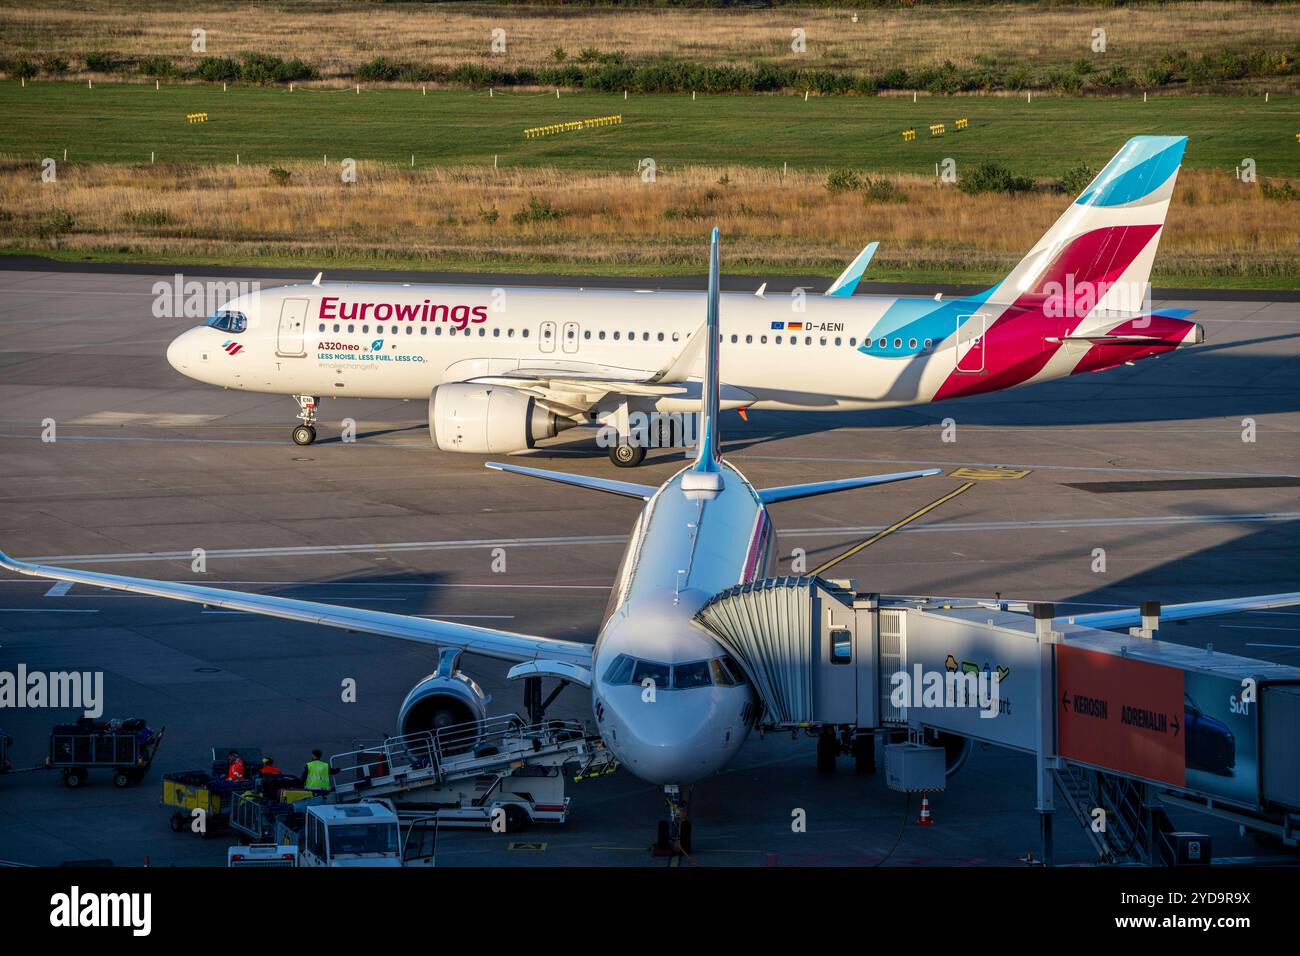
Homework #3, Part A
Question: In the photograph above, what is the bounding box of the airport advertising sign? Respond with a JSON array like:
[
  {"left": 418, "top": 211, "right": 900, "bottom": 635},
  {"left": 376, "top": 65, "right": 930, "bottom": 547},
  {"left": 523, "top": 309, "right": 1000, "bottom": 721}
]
[
  {"left": 1057, "top": 645, "right": 1184, "bottom": 787},
  {"left": 1183, "top": 670, "right": 1259, "bottom": 806},
  {"left": 1057, "top": 646, "right": 1262, "bottom": 807},
  {"left": 896, "top": 612, "right": 1043, "bottom": 751}
]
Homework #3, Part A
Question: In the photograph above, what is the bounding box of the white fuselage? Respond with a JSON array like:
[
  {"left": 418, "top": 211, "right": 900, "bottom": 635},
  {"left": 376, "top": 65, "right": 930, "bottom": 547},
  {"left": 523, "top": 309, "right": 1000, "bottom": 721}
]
[
  {"left": 166, "top": 280, "right": 984, "bottom": 413},
  {"left": 587, "top": 459, "right": 771, "bottom": 785}
]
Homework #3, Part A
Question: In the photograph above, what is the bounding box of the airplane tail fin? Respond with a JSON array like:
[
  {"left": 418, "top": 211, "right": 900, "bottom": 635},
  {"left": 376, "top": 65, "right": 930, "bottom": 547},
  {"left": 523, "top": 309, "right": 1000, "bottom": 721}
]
[
  {"left": 681, "top": 227, "right": 724, "bottom": 491},
  {"left": 986, "top": 135, "right": 1187, "bottom": 313}
]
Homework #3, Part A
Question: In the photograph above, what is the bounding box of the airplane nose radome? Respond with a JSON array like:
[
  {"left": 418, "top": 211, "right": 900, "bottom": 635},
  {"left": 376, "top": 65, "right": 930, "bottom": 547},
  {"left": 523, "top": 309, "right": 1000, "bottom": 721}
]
[{"left": 165, "top": 333, "right": 186, "bottom": 371}]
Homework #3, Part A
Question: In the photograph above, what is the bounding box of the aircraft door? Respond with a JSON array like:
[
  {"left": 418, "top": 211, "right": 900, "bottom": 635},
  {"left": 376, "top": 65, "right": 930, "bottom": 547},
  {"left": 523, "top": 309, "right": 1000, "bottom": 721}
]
[
  {"left": 562, "top": 321, "right": 580, "bottom": 354},
  {"left": 277, "top": 298, "right": 310, "bottom": 357},
  {"left": 954, "top": 313, "right": 987, "bottom": 373},
  {"left": 539, "top": 320, "right": 557, "bottom": 353}
]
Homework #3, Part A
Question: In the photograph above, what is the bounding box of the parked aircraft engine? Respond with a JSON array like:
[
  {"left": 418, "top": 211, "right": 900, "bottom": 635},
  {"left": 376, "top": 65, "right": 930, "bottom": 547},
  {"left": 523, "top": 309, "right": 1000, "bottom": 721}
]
[
  {"left": 397, "top": 664, "right": 488, "bottom": 739},
  {"left": 428, "top": 384, "right": 571, "bottom": 453}
]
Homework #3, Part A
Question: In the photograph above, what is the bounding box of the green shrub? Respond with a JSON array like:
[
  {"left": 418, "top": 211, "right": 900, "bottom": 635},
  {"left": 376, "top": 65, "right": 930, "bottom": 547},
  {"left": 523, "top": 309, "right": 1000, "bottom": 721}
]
[
  {"left": 139, "top": 56, "right": 175, "bottom": 77},
  {"left": 268, "top": 167, "right": 292, "bottom": 186},
  {"left": 84, "top": 51, "right": 114, "bottom": 72},
  {"left": 959, "top": 162, "right": 1035, "bottom": 195},
  {"left": 43, "top": 209, "right": 76, "bottom": 237},
  {"left": 825, "top": 169, "right": 862, "bottom": 193},
  {"left": 195, "top": 56, "right": 239, "bottom": 82},
  {"left": 863, "top": 177, "right": 906, "bottom": 204},
  {"left": 13, "top": 59, "right": 38, "bottom": 80},
  {"left": 1261, "top": 179, "right": 1300, "bottom": 202},
  {"left": 1057, "top": 162, "right": 1095, "bottom": 195},
  {"left": 356, "top": 57, "right": 402, "bottom": 82},
  {"left": 122, "top": 209, "right": 170, "bottom": 227},
  {"left": 42, "top": 56, "right": 69, "bottom": 74},
  {"left": 511, "top": 195, "right": 566, "bottom": 225}
]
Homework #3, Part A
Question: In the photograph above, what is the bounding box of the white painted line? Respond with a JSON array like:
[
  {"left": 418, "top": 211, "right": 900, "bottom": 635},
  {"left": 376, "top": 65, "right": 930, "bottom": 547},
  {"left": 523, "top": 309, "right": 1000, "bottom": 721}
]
[
  {"left": 1245, "top": 643, "right": 1300, "bottom": 649},
  {"left": 1220, "top": 625, "right": 1299, "bottom": 632},
  {"left": 20, "top": 512, "right": 1298, "bottom": 566},
  {"left": 44, "top": 581, "right": 72, "bottom": 597},
  {"left": 0, "top": 608, "right": 98, "bottom": 613}
]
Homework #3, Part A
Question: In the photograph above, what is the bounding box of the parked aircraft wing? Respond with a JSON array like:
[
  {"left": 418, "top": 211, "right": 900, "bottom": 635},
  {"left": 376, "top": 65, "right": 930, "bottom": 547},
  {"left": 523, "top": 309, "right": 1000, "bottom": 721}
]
[
  {"left": 758, "top": 468, "right": 941, "bottom": 504},
  {"left": 0, "top": 548, "right": 593, "bottom": 667},
  {"left": 472, "top": 372, "right": 687, "bottom": 398},
  {"left": 485, "top": 462, "right": 657, "bottom": 500},
  {"left": 1059, "top": 592, "right": 1300, "bottom": 630}
]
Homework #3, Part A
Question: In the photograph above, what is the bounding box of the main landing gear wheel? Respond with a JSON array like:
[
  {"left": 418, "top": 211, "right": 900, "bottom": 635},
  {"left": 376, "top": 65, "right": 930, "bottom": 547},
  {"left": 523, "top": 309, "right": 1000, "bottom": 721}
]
[
  {"left": 292, "top": 425, "right": 317, "bottom": 446},
  {"left": 609, "top": 442, "right": 646, "bottom": 468}
]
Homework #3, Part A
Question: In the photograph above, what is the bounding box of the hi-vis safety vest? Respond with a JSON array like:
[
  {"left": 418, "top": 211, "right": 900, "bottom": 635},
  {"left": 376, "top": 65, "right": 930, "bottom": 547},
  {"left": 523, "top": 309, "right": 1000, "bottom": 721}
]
[{"left": 305, "top": 759, "right": 331, "bottom": 790}]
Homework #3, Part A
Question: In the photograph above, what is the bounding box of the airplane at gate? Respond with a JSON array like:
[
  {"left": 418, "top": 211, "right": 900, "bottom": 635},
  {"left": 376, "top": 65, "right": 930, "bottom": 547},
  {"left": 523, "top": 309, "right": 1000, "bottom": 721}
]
[
  {"left": 2, "top": 226, "right": 1294, "bottom": 854},
  {"left": 165, "top": 136, "right": 1203, "bottom": 466}
]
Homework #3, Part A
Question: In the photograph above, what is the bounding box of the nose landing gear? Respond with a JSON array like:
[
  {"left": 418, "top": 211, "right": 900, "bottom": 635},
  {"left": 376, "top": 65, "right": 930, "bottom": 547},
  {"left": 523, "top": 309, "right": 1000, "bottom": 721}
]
[
  {"left": 651, "top": 784, "right": 693, "bottom": 857},
  {"left": 292, "top": 395, "right": 319, "bottom": 446}
]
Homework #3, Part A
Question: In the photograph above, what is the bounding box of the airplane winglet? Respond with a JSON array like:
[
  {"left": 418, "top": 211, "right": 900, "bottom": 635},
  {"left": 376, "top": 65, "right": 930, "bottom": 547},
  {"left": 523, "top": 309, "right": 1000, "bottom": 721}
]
[
  {"left": 825, "top": 242, "right": 878, "bottom": 297},
  {"left": 311, "top": 272, "right": 323, "bottom": 287}
]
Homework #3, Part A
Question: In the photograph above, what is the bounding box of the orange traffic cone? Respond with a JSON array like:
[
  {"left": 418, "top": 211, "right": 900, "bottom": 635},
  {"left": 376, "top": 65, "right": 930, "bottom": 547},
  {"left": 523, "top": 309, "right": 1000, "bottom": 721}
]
[{"left": 916, "top": 795, "right": 935, "bottom": 826}]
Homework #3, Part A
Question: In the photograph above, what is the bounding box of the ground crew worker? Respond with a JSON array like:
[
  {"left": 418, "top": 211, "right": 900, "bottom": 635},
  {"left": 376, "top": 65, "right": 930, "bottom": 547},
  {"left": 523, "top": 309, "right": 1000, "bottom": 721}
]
[
  {"left": 260, "top": 755, "right": 281, "bottom": 776},
  {"left": 302, "top": 750, "right": 333, "bottom": 792},
  {"left": 226, "top": 749, "right": 245, "bottom": 781}
]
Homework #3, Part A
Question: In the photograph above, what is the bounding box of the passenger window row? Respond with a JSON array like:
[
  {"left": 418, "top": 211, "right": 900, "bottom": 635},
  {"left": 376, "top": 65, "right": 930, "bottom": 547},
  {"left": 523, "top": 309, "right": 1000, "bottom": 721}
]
[
  {"left": 309, "top": 322, "right": 932, "bottom": 352},
  {"left": 317, "top": 323, "right": 529, "bottom": 339}
]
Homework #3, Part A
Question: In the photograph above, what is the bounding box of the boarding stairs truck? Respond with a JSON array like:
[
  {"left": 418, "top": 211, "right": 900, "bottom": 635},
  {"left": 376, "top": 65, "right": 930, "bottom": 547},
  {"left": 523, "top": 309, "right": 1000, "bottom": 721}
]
[{"left": 328, "top": 714, "right": 617, "bottom": 830}]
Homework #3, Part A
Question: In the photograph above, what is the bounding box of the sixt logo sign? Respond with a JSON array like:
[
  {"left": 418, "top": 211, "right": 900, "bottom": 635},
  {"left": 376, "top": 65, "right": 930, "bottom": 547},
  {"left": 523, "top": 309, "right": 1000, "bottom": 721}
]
[
  {"left": 222, "top": 340, "right": 243, "bottom": 355},
  {"left": 320, "top": 296, "right": 487, "bottom": 331}
]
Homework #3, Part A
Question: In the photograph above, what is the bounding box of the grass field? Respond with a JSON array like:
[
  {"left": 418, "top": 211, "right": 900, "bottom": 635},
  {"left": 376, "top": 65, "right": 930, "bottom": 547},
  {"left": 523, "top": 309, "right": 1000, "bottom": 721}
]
[
  {"left": 3, "top": 81, "right": 1298, "bottom": 173},
  {"left": 2, "top": 82, "right": 1297, "bottom": 285},
  {"left": 5, "top": 1, "right": 1298, "bottom": 85}
]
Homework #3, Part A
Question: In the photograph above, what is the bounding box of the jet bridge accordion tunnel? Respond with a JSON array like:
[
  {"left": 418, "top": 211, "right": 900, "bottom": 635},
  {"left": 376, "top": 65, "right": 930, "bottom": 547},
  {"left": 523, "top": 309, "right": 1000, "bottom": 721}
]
[{"left": 693, "top": 576, "right": 1300, "bottom": 840}]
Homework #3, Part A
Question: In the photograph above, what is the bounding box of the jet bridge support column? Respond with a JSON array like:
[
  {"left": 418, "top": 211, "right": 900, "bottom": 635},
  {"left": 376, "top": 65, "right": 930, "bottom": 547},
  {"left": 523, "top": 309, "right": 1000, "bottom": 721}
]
[{"left": 1034, "top": 603, "right": 1061, "bottom": 866}]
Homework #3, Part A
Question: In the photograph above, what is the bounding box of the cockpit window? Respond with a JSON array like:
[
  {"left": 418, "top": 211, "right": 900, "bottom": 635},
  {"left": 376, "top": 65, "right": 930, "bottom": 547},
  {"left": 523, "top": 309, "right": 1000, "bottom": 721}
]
[
  {"left": 602, "top": 654, "right": 635, "bottom": 685},
  {"left": 710, "top": 657, "right": 744, "bottom": 686},
  {"left": 631, "top": 659, "right": 670, "bottom": 688},
  {"left": 603, "top": 655, "right": 739, "bottom": 690},
  {"left": 672, "top": 660, "right": 713, "bottom": 689},
  {"left": 206, "top": 310, "right": 248, "bottom": 333}
]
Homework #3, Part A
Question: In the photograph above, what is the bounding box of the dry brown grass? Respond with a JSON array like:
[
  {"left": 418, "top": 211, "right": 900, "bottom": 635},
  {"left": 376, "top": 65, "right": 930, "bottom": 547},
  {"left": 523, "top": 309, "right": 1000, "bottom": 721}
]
[
  {"left": 3, "top": 1, "right": 1297, "bottom": 79},
  {"left": 2, "top": 159, "right": 1295, "bottom": 278}
]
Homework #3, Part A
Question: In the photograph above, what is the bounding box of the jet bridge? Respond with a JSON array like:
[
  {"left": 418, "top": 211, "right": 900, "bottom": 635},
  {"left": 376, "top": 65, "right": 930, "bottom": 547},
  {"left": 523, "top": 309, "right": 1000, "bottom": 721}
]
[{"left": 694, "top": 576, "right": 1300, "bottom": 863}]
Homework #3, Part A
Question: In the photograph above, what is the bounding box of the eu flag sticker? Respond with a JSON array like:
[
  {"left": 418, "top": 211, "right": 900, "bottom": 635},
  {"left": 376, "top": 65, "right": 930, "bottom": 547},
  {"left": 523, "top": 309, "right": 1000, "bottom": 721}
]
[{"left": 770, "top": 321, "right": 785, "bottom": 330}]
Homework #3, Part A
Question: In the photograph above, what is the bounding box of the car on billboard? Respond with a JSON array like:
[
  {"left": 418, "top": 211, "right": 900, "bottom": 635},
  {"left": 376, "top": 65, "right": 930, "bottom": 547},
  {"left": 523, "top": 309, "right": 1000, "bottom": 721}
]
[{"left": 1185, "top": 692, "right": 1236, "bottom": 776}]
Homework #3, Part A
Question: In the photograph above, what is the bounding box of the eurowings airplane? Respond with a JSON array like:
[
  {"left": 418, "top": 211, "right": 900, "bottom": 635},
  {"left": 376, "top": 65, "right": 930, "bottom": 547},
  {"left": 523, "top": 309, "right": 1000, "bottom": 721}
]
[
  {"left": 165, "top": 136, "right": 1203, "bottom": 466},
  {"left": 4, "top": 228, "right": 1275, "bottom": 853}
]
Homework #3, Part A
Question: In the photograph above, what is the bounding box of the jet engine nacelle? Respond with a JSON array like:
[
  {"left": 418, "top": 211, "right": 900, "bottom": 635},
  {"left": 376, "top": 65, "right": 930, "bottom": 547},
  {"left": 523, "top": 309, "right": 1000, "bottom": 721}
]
[
  {"left": 428, "top": 383, "right": 568, "bottom": 453},
  {"left": 396, "top": 667, "right": 489, "bottom": 739}
]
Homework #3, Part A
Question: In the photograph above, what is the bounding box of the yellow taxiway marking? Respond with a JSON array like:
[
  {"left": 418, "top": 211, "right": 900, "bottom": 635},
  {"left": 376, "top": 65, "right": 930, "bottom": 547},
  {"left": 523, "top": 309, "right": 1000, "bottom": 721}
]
[
  {"left": 948, "top": 466, "right": 1032, "bottom": 481},
  {"left": 810, "top": 481, "right": 977, "bottom": 576}
]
